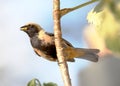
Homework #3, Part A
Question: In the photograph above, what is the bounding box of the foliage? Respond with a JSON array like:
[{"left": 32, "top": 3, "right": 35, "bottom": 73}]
[
  {"left": 43, "top": 82, "right": 58, "bottom": 86},
  {"left": 27, "top": 78, "right": 58, "bottom": 86},
  {"left": 27, "top": 78, "right": 41, "bottom": 86},
  {"left": 93, "top": 0, "right": 120, "bottom": 21},
  {"left": 87, "top": 1, "right": 120, "bottom": 54}
]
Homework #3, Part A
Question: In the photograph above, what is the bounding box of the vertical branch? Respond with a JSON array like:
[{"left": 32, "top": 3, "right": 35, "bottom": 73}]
[{"left": 53, "top": 0, "right": 72, "bottom": 86}]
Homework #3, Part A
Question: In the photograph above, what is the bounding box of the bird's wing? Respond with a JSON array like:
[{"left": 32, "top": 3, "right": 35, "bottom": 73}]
[
  {"left": 33, "top": 48, "right": 57, "bottom": 61},
  {"left": 62, "top": 39, "right": 73, "bottom": 47},
  {"left": 45, "top": 32, "right": 73, "bottom": 47},
  {"left": 45, "top": 32, "right": 54, "bottom": 36},
  {"left": 45, "top": 32, "right": 75, "bottom": 62}
]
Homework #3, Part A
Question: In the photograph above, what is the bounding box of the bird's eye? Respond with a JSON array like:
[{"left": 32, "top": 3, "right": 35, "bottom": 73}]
[
  {"left": 28, "top": 24, "right": 31, "bottom": 27},
  {"left": 28, "top": 24, "right": 34, "bottom": 28}
]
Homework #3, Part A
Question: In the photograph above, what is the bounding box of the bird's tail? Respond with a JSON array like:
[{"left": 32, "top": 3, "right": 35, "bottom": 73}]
[{"left": 74, "top": 48, "right": 100, "bottom": 62}]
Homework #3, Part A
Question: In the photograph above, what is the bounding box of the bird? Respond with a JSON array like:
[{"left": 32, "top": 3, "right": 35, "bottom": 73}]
[{"left": 20, "top": 23, "right": 100, "bottom": 62}]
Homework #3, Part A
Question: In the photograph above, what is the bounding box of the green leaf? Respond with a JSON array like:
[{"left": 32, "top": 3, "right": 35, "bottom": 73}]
[
  {"left": 105, "top": 36, "right": 120, "bottom": 54},
  {"left": 93, "top": 0, "right": 105, "bottom": 12},
  {"left": 27, "top": 78, "right": 41, "bottom": 86},
  {"left": 87, "top": 5, "right": 120, "bottom": 55},
  {"left": 87, "top": 9, "right": 104, "bottom": 27},
  {"left": 43, "top": 82, "right": 58, "bottom": 86},
  {"left": 108, "top": 1, "right": 120, "bottom": 21}
]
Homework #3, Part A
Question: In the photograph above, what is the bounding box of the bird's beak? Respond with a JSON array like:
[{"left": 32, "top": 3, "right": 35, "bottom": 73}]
[{"left": 20, "top": 25, "right": 27, "bottom": 31}]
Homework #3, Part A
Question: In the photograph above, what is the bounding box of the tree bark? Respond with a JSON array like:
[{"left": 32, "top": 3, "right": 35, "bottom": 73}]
[{"left": 53, "top": 0, "right": 72, "bottom": 86}]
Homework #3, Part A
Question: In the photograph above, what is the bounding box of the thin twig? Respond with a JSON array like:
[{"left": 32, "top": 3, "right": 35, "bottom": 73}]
[
  {"left": 53, "top": 0, "right": 72, "bottom": 86},
  {"left": 60, "top": 0, "right": 99, "bottom": 17}
]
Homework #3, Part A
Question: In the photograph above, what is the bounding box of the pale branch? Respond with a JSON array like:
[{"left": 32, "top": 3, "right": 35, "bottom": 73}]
[
  {"left": 60, "top": 0, "right": 99, "bottom": 17},
  {"left": 53, "top": 0, "right": 72, "bottom": 86}
]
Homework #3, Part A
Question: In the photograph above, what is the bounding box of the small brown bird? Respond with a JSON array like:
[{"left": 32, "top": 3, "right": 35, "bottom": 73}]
[{"left": 21, "top": 23, "right": 100, "bottom": 62}]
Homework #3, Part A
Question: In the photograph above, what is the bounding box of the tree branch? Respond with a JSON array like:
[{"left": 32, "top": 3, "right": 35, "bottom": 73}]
[
  {"left": 60, "top": 0, "right": 99, "bottom": 17},
  {"left": 53, "top": 0, "right": 72, "bottom": 86}
]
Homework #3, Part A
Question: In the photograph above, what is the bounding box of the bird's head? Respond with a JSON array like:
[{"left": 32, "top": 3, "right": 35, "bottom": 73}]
[{"left": 21, "top": 23, "right": 42, "bottom": 37}]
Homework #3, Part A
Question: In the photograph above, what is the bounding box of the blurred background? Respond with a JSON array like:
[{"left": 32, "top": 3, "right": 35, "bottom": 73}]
[{"left": 0, "top": 0, "right": 120, "bottom": 86}]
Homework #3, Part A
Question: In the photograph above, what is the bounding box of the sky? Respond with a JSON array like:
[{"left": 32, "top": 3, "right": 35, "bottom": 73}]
[{"left": 0, "top": 0, "right": 97, "bottom": 86}]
